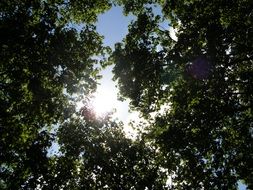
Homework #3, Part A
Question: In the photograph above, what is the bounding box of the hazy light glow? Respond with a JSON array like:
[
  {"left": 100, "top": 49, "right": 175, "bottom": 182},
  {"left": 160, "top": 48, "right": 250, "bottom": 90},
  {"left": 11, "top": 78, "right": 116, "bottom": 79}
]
[
  {"left": 91, "top": 86, "right": 118, "bottom": 116},
  {"left": 169, "top": 26, "right": 178, "bottom": 41}
]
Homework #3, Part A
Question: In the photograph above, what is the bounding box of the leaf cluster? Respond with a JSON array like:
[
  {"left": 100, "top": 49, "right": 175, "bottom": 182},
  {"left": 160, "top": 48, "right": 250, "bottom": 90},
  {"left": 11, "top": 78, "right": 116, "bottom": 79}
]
[{"left": 112, "top": 0, "right": 253, "bottom": 189}]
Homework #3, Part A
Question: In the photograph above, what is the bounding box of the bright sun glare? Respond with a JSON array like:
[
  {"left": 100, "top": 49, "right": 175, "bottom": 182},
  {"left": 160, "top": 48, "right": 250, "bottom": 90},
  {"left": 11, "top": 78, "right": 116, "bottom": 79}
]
[
  {"left": 76, "top": 80, "right": 139, "bottom": 137},
  {"left": 76, "top": 65, "right": 138, "bottom": 137},
  {"left": 91, "top": 86, "right": 118, "bottom": 116},
  {"left": 76, "top": 67, "right": 129, "bottom": 121}
]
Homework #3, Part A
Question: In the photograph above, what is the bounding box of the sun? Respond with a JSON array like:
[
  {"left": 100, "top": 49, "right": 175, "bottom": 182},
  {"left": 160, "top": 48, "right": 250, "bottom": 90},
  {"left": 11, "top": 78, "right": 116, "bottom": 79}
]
[
  {"left": 91, "top": 86, "right": 118, "bottom": 116},
  {"left": 76, "top": 73, "right": 129, "bottom": 122},
  {"left": 76, "top": 81, "right": 139, "bottom": 137}
]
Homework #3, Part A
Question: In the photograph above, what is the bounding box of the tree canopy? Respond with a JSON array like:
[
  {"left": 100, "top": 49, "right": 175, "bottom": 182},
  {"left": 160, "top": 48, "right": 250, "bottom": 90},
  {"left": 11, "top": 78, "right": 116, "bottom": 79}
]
[
  {"left": 0, "top": 0, "right": 109, "bottom": 188},
  {"left": 112, "top": 0, "right": 253, "bottom": 189},
  {"left": 1, "top": 0, "right": 252, "bottom": 189},
  {"left": 0, "top": 0, "right": 166, "bottom": 189},
  {"left": 54, "top": 112, "right": 167, "bottom": 189}
]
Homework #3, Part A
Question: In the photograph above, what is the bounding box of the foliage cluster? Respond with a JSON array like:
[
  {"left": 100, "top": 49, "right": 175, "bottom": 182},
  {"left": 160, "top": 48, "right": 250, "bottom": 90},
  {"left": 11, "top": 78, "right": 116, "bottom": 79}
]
[
  {"left": 112, "top": 0, "right": 253, "bottom": 189},
  {"left": 1, "top": 0, "right": 252, "bottom": 189}
]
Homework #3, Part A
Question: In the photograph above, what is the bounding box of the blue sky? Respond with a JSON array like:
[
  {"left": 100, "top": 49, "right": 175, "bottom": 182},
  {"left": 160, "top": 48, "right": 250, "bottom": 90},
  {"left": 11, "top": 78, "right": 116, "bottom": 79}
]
[
  {"left": 97, "top": 6, "right": 135, "bottom": 47},
  {"left": 94, "top": 6, "right": 136, "bottom": 125}
]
